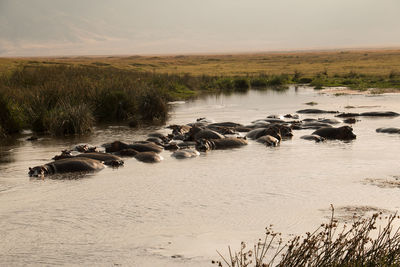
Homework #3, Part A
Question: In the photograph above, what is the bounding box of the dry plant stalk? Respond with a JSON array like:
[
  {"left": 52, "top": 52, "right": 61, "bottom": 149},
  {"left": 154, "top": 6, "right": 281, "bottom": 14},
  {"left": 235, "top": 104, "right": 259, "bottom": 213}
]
[{"left": 214, "top": 205, "right": 400, "bottom": 267}]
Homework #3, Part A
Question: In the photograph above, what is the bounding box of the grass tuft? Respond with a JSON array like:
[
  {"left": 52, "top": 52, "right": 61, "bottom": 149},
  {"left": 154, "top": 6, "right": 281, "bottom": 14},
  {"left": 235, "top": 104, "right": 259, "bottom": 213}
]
[{"left": 45, "top": 102, "right": 94, "bottom": 136}]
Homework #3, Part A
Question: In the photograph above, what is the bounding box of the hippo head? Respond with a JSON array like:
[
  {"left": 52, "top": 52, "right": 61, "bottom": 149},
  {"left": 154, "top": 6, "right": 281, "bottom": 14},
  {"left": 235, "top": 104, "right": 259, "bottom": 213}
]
[
  {"left": 279, "top": 125, "right": 293, "bottom": 138},
  {"left": 105, "top": 141, "right": 129, "bottom": 153},
  {"left": 195, "top": 139, "right": 214, "bottom": 152},
  {"left": 52, "top": 150, "right": 73, "bottom": 160},
  {"left": 28, "top": 165, "right": 50, "bottom": 177},
  {"left": 104, "top": 159, "right": 124, "bottom": 167},
  {"left": 338, "top": 126, "right": 357, "bottom": 140}
]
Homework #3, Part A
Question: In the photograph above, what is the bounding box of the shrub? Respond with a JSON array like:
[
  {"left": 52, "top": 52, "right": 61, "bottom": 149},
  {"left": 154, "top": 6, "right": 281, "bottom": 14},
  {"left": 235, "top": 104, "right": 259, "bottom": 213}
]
[
  {"left": 267, "top": 75, "right": 286, "bottom": 86},
  {"left": 233, "top": 78, "right": 250, "bottom": 92},
  {"left": 93, "top": 90, "right": 135, "bottom": 122},
  {"left": 138, "top": 88, "right": 168, "bottom": 123},
  {"left": 45, "top": 102, "right": 94, "bottom": 135},
  {"left": 298, "top": 77, "right": 313, "bottom": 83},
  {"left": 250, "top": 77, "right": 268, "bottom": 88},
  {"left": 215, "top": 207, "right": 400, "bottom": 267},
  {"left": 215, "top": 77, "right": 234, "bottom": 91},
  {"left": 0, "top": 91, "right": 25, "bottom": 134}
]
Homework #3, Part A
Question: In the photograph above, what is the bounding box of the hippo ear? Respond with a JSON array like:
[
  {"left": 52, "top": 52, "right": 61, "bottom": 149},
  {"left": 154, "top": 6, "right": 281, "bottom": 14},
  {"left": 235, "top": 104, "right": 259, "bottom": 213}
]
[{"left": 29, "top": 167, "right": 32, "bottom": 171}]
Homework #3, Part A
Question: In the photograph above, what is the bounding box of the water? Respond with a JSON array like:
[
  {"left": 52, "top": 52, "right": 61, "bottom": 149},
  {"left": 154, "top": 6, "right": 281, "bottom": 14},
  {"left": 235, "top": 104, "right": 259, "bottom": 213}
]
[{"left": 1, "top": 86, "right": 400, "bottom": 266}]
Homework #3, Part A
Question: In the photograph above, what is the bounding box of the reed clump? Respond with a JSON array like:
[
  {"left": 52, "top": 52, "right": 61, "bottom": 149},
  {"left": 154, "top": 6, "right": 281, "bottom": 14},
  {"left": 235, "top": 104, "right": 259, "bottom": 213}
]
[
  {"left": 0, "top": 65, "right": 278, "bottom": 136},
  {"left": 214, "top": 206, "right": 400, "bottom": 267}
]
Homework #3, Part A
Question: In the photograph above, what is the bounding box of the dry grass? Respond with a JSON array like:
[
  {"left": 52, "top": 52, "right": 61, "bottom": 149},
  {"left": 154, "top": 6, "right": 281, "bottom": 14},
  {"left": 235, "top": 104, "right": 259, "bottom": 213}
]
[
  {"left": 214, "top": 206, "right": 400, "bottom": 267},
  {"left": 2, "top": 49, "right": 400, "bottom": 76}
]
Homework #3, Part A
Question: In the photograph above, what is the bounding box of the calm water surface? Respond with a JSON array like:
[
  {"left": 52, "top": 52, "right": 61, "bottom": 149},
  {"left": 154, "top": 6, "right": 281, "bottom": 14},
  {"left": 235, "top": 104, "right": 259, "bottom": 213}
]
[{"left": 1, "top": 86, "right": 400, "bottom": 266}]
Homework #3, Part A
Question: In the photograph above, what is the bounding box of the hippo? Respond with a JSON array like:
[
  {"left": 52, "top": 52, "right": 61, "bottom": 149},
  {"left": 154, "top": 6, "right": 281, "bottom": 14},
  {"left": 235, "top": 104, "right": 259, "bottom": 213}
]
[
  {"left": 299, "top": 122, "right": 333, "bottom": 130},
  {"left": 264, "top": 118, "right": 286, "bottom": 124},
  {"left": 206, "top": 125, "right": 236, "bottom": 135},
  {"left": 312, "top": 126, "right": 356, "bottom": 140},
  {"left": 297, "top": 109, "right": 339, "bottom": 114},
  {"left": 300, "top": 135, "right": 326, "bottom": 142},
  {"left": 284, "top": 114, "right": 299, "bottom": 119},
  {"left": 195, "top": 137, "right": 248, "bottom": 152},
  {"left": 134, "top": 151, "right": 163, "bottom": 163},
  {"left": 256, "top": 135, "right": 280, "bottom": 147},
  {"left": 360, "top": 111, "right": 399, "bottom": 117},
  {"left": 246, "top": 124, "right": 292, "bottom": 140},
  {"left": 171, "top": 149, "right": 200, "bottom": 159},
  {"left": 53, "top": 151, "right": 124, "bottom": 166},
  {"left": 74, "top": 144, "right": 99, "bottom": 153},
  {"left": 343, "top": 118, "right": 358, "bottom": 124},
  {"left": 317, "top": 118, "right": 342, "bottom": 124},
  {"left": 146, "top": 137, "right": 164, "bottom": 146},
  {"left": 376, "top": 128, "right": 400, "bottom": 134},
  {"left": 208, "top": 122, "right": 243, "bottom": 128},
  {"left": 234, "top": 126, "right": 253, "bottom": 132},
  {"left": 167, "top": 124, "right": 191, "bottom": 136},
  {"left": 336, "top": 112, "right": 360, "bottom": 118},
  {"left": 148, "top": 132, "right": 169, "bottom": 142},
  {"left": 29, "top": 158, "right": 105, "bottom": 177},
  {"left": 115, "top": 148, "right": 163, "bottom": 163},
  {"left": 187, "top": 126, "right": 224, "bottom": 141},
  {"left": 104, "top": 141, "right": 163, "bottom": 153}
]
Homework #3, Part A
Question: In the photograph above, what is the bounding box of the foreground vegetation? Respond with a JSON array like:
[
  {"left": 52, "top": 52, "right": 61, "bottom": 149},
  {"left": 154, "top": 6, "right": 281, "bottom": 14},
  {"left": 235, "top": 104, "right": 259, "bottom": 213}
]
[
  {"left": 1, "top": 49, "right": 400, "bottom": 136},
  {"left": 214, "top": 207, "right": 400, "bottom": 267}
]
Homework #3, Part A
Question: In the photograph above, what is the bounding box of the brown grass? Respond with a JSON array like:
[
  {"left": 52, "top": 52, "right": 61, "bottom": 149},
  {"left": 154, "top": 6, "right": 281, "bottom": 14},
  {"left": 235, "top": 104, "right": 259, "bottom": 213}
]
[{"left": 2, "top": 49, "right": 400, "bottom": 76}]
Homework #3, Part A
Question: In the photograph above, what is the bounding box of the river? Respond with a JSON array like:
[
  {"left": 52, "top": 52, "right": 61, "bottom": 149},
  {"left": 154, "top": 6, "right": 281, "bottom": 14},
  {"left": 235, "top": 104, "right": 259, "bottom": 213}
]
[{"left": 1, "top": 86, "right": 400, "bottom": 266}]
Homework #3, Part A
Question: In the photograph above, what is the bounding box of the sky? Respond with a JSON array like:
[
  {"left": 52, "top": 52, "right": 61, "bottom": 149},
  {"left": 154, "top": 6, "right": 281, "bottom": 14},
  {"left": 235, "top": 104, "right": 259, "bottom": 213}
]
[{"left": 1, "top": 0, "right": 400, "bottom": 56}]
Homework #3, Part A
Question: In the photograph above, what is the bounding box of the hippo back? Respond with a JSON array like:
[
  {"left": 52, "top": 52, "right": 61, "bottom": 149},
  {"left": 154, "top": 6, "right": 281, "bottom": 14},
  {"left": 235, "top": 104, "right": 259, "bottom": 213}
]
[
  {"left": 312, "top": 126, "right": 356, "bottom": 140},
  {"left": 48, "top": 158, "right": 105, "bottom": 174}
]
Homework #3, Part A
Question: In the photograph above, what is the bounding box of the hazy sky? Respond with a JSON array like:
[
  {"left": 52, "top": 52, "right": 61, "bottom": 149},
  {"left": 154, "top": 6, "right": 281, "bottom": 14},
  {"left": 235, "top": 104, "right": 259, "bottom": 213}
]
[{"left": 1, "top": 0, "right": 400, "bottom": 56}]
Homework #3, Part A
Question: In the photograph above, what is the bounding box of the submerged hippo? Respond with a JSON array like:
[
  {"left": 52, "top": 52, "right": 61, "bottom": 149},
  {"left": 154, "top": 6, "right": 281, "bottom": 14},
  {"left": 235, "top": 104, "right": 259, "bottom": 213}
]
[
  {"left": 187, "top": 126, "right": 224, "bottom": 141},
  {"left": 376, "top": 128, "right": 400, "bottom": 134},
  {"left": 134, "top": 151, "right": 163, "bottom": 163},
  {"left": 104, "top": 141, "right": 163, "bottom": 153},
  {"left": 29, "top": 158, "right": 105, "bottom": 177},
  {"left": 53, "top": 151, "right": 124, "bottom": 166},
  {"left": 360, "top": 111, "right": 399, "bottom": 117},
  {"left": 256, "top": 135, "right": 280, "bottom": 147},
  {"left": 297, "top": 109, "right": 339, "bottom": 114},
  {"left": 312, "top": 126, "right": 356, "bottom": 140},
  {"left": 171, "top": 149, "right": 200, "bottom": 159},
  {"left": 246, "top": 124, "right": 292, "bottom": 140},
  {"left": 299, "top": 122, "right": 333, "bottom": 130},
  {"left": 195, "top": 137, "right": 248, "bottom": 152},
  {"left": 300, "top": 135, "right": 326, "bottom": 142},
  {"left": 115, "top": 148, "right": 163, "bottom": 163}
]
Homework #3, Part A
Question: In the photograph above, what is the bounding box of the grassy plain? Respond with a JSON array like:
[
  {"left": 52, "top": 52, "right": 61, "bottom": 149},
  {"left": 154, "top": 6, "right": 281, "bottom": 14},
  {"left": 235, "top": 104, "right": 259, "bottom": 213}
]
[{"left": 2, "top": 49, "right": 400, "bottom": 76}]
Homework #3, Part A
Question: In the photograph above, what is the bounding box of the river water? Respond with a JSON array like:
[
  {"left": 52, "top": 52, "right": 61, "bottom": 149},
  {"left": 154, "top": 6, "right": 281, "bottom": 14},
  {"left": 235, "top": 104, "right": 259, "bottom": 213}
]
[{"left": 1, "top": 86, "right": 400, "bottom": 266}]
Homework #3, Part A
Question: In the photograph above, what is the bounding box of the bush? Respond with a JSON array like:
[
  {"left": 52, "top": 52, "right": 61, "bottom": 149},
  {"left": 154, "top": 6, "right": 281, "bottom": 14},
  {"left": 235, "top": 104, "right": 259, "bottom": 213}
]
[
  {"left": 45, "top": 102, "right": 94, "bottom": 135},
  {"left": 298, "top": 77, "right": 313, "bottom": 83},
  {"left": 215, "top": 77, "right": 234, "bottom": 91},
  {"left": 93, "top": 90, "right": 135, "bottom": 122},
  {"left": 138, "top": 88, "right": 168, "bottom": 123},
  {"left": 250, "top": 77, "right": 268, "bottom": 88},
  {"left": 0, "top": 91, "right": 25, "bottom": 134},
  {"left": 233, "top": 78, "right": 250, "bottom": 92},
  {"left": 215, "top": 207, "right": 400, "bottom": 267},
  {"left": 267, "top": 75, "right": 286, "bottom": 86}
]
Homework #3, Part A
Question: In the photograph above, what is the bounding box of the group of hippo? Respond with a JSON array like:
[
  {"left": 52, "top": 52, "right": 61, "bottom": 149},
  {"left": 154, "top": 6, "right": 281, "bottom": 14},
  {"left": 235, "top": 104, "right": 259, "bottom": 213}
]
[{"left": 28, "top": 108, "right": 399, "bottom": 178}]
